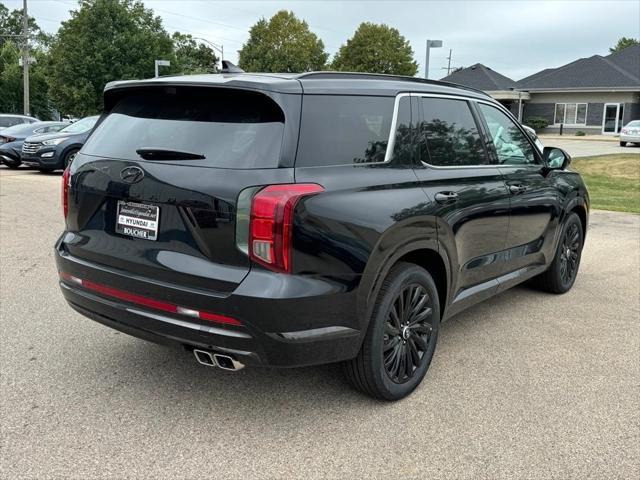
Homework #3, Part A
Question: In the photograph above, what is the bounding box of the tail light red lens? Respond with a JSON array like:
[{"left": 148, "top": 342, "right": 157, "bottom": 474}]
[
  {"left": 61, "top": 167, "right": 71, "bottom": 219},
  {"left": 248, "top": 183, "right": 324, "bottom": 273}
]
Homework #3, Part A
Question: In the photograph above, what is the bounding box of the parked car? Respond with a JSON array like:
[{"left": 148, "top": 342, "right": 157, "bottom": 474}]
[
  {"left": 21, "top": 115, "right": 99, "bottom": 172},
  {"left": 0, "top": 114, "right": 39, "bottom": 131},
  {"left": 55, "top": 71, "right": 589, "bottom": 400},
  {"left": 0, "top": 121, "right": 70, "bottom": 168},
  {"left": 619, "top": 120, "right": 640, "bottom": 146}
]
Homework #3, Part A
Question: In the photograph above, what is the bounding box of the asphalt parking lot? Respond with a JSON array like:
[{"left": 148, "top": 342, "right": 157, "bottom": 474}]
[{"left": 1, "top": 167, "right": 639, "bottom": 479}]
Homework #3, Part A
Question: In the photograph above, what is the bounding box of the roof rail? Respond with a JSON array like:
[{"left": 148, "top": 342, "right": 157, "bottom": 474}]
[{"left": 296, "top": 71, "right": 491, "bottom": 97}]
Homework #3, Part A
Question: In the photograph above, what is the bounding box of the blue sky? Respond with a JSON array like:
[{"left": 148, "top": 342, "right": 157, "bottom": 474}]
[{"left": 4, "top": 0, "right": 640, "bottom": 80}]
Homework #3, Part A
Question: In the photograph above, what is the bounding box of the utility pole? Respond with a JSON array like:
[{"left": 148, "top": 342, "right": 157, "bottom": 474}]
[
  {"left": 446, "top": 49, "right": 453, "bottom": 76},
  {"left": 22, "top": 0, "right": 30, "bottom": 115}
]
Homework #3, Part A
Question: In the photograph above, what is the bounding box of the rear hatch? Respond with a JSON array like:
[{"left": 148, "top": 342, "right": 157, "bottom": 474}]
[{"left": 64, "top": 84, "right": 299, "bottom": 294}]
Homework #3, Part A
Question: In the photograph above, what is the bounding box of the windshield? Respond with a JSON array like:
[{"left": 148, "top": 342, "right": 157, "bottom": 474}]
[
  {"left": 82, "top": 87, "right": 285, "bottom": 169},
  {"left": 60, "top": 116, "right": 99, "bottom": 134},
  {"left": 0, "top": 117, "right": 31, "bottom": 128}
]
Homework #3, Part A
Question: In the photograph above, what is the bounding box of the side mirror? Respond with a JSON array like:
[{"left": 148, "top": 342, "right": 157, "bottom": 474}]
[{"left": 543, "top": 146, "right": 571, "bottom": 170}]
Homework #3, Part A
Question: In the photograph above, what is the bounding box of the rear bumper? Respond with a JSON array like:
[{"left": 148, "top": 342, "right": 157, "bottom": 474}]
[{"left": 55, "top": 237, "right": 363, "bottom": 368}]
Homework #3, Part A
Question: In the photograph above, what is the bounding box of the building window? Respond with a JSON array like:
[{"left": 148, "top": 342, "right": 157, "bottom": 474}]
[{"left": 554, "top": 103, "right": 587, "bottom": 125}]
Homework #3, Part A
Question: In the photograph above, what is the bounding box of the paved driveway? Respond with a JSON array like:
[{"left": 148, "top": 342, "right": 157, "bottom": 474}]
[
  {"left": 1, "top": 168, "right": 639, "bottom": 479},
  {"left": 539, "top": 137, "right": 639, "bottom": 158}
]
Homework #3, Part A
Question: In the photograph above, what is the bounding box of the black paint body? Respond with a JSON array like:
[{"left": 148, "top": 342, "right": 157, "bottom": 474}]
[{"left": 55, "top": 73, "right": 589, "bottom": 367}]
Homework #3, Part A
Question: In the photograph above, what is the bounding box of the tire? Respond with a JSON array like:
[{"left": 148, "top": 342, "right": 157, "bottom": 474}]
[
  {"left": 620, "top": 141, "right": 627, "bottom": 147},
  {"left": 62, "top": 148, "right": 79, "bottom": 169},
  {"left": 1, "top": 157, "right": 21, "bottom": 169},
  {"left": 534, "top": 212, "right": 584, "bottom": 294},
  {"left": 343, "top": 262, "right": 440, "bottom": 401},
  {"left": 37, "top": 168, "right": 54, "bottom": 174}
]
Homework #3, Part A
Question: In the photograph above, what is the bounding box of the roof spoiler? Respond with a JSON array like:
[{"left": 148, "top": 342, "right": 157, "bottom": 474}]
[{"left": 221, "top": 61, "right": 245, "bottom": 74}]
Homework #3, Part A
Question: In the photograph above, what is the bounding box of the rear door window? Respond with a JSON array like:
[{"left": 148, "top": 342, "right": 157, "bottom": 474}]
[
  {"left": 418, "top": 97, "right": 489, "bottom": 167},
  {"left": 82, "top": 88, "right": 285, "bottom": 169},
  {"left": 296, "top": 95, "right": 394, "bottom": 166}
]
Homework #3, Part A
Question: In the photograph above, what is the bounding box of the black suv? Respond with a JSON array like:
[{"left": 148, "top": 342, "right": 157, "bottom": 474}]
[{"left": 55, "top": 70, "right": 588, "bottom": 400}]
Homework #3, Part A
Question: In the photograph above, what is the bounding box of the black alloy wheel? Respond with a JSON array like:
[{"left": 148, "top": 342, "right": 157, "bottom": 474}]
[
  {"left": 383, "top": 283, "right": 434, "bottom": 383},
  {"left": 343, "top": 262, "right": 440, "bottom": 401},
  {"left": 534, "top": 212, "right": 584, "bottom": 294},
  {"left": 559, "top": 222, "right": 581, "bottom": 286}
]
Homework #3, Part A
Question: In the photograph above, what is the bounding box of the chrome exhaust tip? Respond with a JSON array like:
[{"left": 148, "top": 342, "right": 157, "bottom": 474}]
[
  {"left": 213, "top": 353, "right": 245, "bottom": 371},
  {"left": 193, "top": 349, "right": 216, "bottom": 367}
]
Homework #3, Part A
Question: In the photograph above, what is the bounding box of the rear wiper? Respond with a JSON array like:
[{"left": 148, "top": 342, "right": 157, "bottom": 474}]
[{"left": 136, "top": 148, "right": 206, "bottom": 161}]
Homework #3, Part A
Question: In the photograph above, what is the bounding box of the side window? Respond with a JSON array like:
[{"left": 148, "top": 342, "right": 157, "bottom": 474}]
[
  {"left": 419, "top": 97, "right": 489, "bottom": 166},
  {"left": 297, "top": 95, "right": 394, "bottom": 166},
  {"left": 478, "top": 104, "right": 538, "bottom": 165},
  {"left": 34, "top": 127, "right": 47, "bottom": 134}
]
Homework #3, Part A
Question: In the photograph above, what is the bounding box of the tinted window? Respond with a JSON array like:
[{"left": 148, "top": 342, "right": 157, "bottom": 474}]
[
  {"left": 0, "top": 117, "right": 26, "bottom": 128},
  {"left": 83, "top": 88, "right": 285, "bottom": 169},
  {"left": 478, "top": 104, "right": 537, "bottom": 165},
  {"left": 419, "top": 98, "right": 488, "bottom": 166},
  {"left": 297, "top": 95, "right": 394, "bottom": 166}
]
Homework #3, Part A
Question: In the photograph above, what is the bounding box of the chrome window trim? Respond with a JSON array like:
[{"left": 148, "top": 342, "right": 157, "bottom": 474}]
[{"left": 406, "top": 92, "right": 543, "bottom": 169}]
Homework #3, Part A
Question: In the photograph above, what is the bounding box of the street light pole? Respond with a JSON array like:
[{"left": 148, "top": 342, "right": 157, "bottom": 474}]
[
  {"left": 192, "top": 37, "right": 224, "bottom": 71},
  {"left": 154, "top": 59, "right": 170, "bottom": 78},
  {"left": 22, "top": 0, "right": 30, "bottom": 115},
  {"left": 425, "top": 39, "right": 443, "bottom": 79}
]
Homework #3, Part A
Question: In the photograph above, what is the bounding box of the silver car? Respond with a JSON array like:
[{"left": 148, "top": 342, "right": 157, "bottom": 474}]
[{"left": 620, "top": 120, "right": 640, "bottom": 147}]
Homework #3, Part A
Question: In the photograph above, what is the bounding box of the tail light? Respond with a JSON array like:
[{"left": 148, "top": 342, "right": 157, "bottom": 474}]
[
  {"left": 61, "top": 167, "right": 71, "bottom": 219},
  {"left": 247, "top": 184, "right": 324, "bottom": 273}
]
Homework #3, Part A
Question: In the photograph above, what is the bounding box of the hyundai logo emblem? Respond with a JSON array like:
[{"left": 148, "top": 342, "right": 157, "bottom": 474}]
[{"left": 120, "top": 166, "right": 145, "bottom": 184}]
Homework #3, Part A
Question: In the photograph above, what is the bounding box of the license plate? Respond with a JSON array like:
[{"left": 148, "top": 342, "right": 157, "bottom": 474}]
[{"left": 116, "top": 201, "right": 160, "bottom": 241}]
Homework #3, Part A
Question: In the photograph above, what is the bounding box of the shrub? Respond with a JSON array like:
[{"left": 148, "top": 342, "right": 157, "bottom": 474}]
[
  {"left": 575, "top": 131, "right": 586, "bottom": 136},
  {"left": 525, "top": 117, "right": 549, "bottom": 131}
]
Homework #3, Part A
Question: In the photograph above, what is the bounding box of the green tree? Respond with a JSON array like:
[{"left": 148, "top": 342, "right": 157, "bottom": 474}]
[
  {"left": 238, "top": 10, "right": 328, "bottom": 72},
  {"left": 0, "top": 41, "right": 52, "bottom": 119},
  {"left": 172, "top": 32, "right": 219, "bottom": 74},
  {"left": 0, "top": 4, "right": 52, "bottom": 48},
  {"left": 331, "top": 22, "right": 418, "bottom": 76},
  {"left": 609, "top": 37, "right": 639, "bottom": 53},
  {"left": 48, "top": 0, "right": 175, "bottom": 116}
]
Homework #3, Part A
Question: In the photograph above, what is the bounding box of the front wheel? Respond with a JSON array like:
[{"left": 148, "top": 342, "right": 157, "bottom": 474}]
[
  {"left": 1, "top": 157, "right": 21, "bottom": 169},
  {"left": 620, "top": 141, "right": 627, "bottom": 147},
  {"left": 534, "top": 213, "right": 584, "bottom": 294},
  {"left": 343, "top": 262, "right": 440, "bottom": 401},
  {"left": 62, "top": 148, "right": 79, "bottom": 169}
]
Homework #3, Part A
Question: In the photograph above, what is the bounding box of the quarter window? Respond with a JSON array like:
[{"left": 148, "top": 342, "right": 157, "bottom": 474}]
[
  {"left": 554, "top": 103, "right": 587, "bottom": 125},
  {"left": 419, "top": 97, "right": 488, "bottom": 166},
  {"left": 478, "top": 104, "right": 537, "bottom": 166},
  {"left": 297, "top": 95, "right": 394, "bottom": 166}
]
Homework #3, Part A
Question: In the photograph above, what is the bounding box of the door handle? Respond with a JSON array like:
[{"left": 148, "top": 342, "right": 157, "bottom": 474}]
[
  {"left": 434, "top": 191, "right": 459, "bottom": 204},
  {"left": 509, "top": 184, "right": 527, "bottom": 195}
]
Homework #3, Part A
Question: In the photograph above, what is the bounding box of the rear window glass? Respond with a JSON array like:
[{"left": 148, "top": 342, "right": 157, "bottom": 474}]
[
  {"left": 0, "top": 117, "right": 27, "bottom": 128},
  {"left": 296, "top": 95, "right": 394, "bottom": 166},
  {"left": 82, "top": 88, "right": 285, "bottom": 169}
]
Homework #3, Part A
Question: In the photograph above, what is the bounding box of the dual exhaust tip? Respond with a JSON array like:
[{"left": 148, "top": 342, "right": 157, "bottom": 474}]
[{"left": 193, "top": 349, "right": 245, "bottom": 371}]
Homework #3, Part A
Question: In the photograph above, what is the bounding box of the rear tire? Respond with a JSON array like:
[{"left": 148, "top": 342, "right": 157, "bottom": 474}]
[
  {"left": 343, "top": 262, "right": 440, "bottom": 401},
  {"left": 534, "top": 212, "right": 584, "bottom": 294},
  {"left": 619, "top": 141, "right": 627, "bottom": 147},
  {"left": 37, "top": 168, "right": 54, "bottom": 174}
]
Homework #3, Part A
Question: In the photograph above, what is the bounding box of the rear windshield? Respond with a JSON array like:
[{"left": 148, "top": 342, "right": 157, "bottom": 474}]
[
  {"left": 296, "top": 95, "right": 394, "bottom": 166},
  {"left": 0, "top": 117, "right": 30, "bottom": 128},
  {"left": 82, "top": 87, "right": 285, "bottom": 169}
]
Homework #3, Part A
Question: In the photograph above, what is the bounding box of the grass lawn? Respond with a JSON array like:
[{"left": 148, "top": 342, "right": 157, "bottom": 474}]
[{"left": 571, "top": 153, "right": 640, "bottom": 214}]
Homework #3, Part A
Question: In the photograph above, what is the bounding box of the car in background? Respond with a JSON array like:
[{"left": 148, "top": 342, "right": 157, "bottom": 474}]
[
  {"left": 0, "top": 114, "right": 39, "bottom": 131},
  {"left": 21, "top": 115, "right": 99, "bottom": 172},
  {"left": 619, "top": 120, "right": 640, "bottom": 146},
  {"left": 0, "top": 121, "right": 70, "bottom": 168}
]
